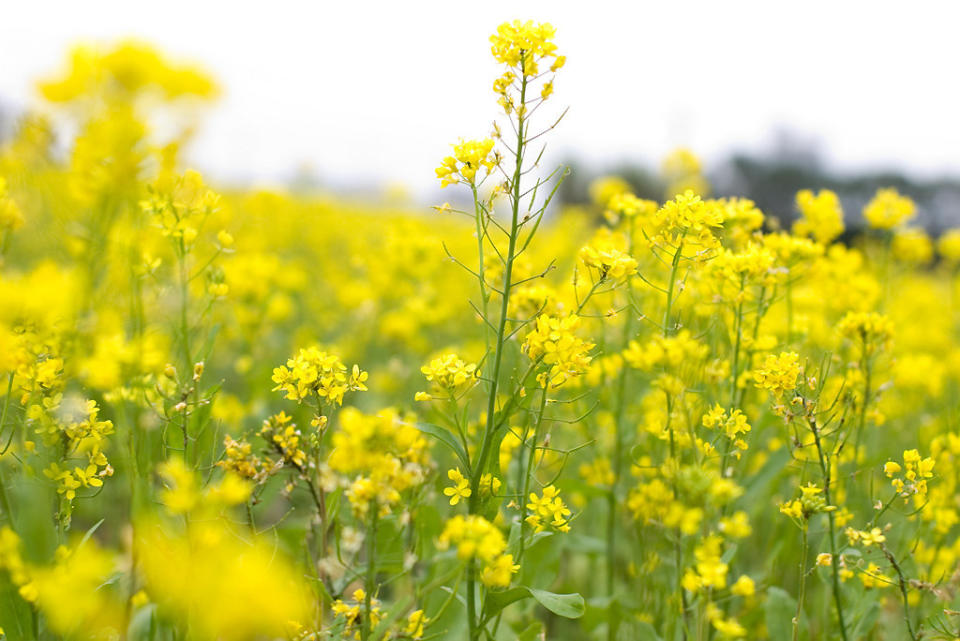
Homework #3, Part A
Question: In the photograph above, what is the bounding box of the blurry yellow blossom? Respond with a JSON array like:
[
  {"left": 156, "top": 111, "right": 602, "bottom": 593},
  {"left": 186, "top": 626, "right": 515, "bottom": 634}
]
[
  {"left": 863, "top": 187, "right": 915, "bottom": 230},
  {"left": 794, "top": 189, "right": 844, "bottom": 244}
]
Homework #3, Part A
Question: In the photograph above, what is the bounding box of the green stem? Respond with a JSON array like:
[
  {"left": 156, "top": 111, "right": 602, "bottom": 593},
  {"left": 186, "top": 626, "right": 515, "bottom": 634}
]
[
  {"left": 465, "top": 69, "right": 529, "bottom": 641},
  {"left": 882, "top": 544, "right": 918, "bottom": 641},
  {"left": 793, "top": 525, "right": 808, "bottom": 641},
  {"left": 786, "top": 276, "right": 793, "bottom": 343},
  {"left": 469, "top": 74, "right": 527, "bottom": 509},
  {"left": 362, "top": 505, "right": 378, "bottom": 641},
  {"left": 662, "top": 239, "right": 685, "bottom": 338},
  {"left": 721, "top": 278, "right": 746, "bottom": 479},
  {"left": 809, "top": 414, "right": 849, "bottom": 641},
  {"left": 662, "top": 241, "right": 689, "bottom": 639},
  {"left": 0, "top": 373, "right": 14, "bottom": 523},
  {"left": 466, "top": 560, "right": 478, "bottom": 641},
  {"left": 518, "top": 388, "right": 548, "bottom": 565},
  {"left": 471, "top": 185, "right": 491, "bottom": 355},
  {"left": 178, "top": 240, "right": 193, "bottom": 466},
  {"left": 606, "top": 305, "right": 634, "bottom": 641},
  {"left": 853, "top": 347, "right": 872, "bottom": 458}
]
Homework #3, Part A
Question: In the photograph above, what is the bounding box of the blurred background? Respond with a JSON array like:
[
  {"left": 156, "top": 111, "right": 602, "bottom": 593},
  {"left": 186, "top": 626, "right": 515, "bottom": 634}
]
[{"left": 2, "top": 0, "right": 959, "bottom": 230}]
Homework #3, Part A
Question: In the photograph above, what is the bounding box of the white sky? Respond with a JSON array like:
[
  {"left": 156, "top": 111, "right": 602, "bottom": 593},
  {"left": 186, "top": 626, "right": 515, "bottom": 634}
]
[{"left": 2, "top": 0, "right": 959, "bottom": 199}]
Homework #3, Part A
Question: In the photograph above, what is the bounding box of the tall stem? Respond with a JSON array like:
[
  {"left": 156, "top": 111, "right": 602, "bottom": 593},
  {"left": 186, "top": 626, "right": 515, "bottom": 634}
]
[
  {"left": 518, "top": 388, "right": 548, "bottom": 565},
  {"left": 466, "top": 70, "right": 528, "bottom": 641},
  {"left": 0, "top": 373, "right": 15, "bottom": 523},
  {"left": 361, "top": 505, "right": 378, "bottom": 641},
  {"left": 793, "top": 525, "right": 808, "bottom": 641},
  {"left": 469, "top": 74, "right": 527, "bottom": 508},
  {"left": 882, "top": 545, "right": 918, "bottom": 641},
  {"left": 662, "top": 239, "right": 684, "bottom": 338},
  {"left": 810, "top": 415, "right": 849, "bottom": 641},
  {"left": 177, "top": 240, "right": 193, "bottom": 466},
  {"left": 663, "top": 240, "right": 689, "bottom": 640},
  {"left": 471, "top": 185, "right": 491, "bottom": 355}
]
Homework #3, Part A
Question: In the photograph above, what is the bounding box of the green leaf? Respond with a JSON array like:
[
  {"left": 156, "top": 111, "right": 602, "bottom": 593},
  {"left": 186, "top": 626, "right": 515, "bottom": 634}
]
[
  {"left": 415, "top": 422, "right": 470, "bottom": 471},
  {"left": 528, "top": 587, "right": 585, "bottom": 619},
  {"left": 764, "top": 586, "right": 799, "bottom": 641},
  {"left": 515, "top": 621, "right": 544, "bottom": 641},
  {"left": 482, "top": 587, "right": 532, "bottom": 621},
  {"left": 632, "top": 620, "right": 662, "bottom": 641},
  {"left": 78, "top": 518, "right": 105, "bottom": 548},
  {"left": 482, "top": 586, "right": 585, "bottom": 622},
  {"left": 850, "top": 594, "right": 881, "bottom": 639},
  {"left": 127, "top": 603, "right": 157, "bottom": 641}
]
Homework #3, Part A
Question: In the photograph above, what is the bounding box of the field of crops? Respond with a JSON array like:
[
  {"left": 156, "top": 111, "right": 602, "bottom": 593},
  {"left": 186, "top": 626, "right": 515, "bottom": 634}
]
[{"left": 2, "top": 19, "right": 960, "bottom": 641}]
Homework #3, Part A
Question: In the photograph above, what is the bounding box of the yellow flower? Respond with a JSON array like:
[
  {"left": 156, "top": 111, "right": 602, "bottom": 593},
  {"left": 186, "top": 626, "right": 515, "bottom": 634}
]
[
  {"left": 579, "top": 244, "right": 637, "bottom": 281},
  {"left": 522, "top": 314, "right": 594, "bottom": 388},
  {"left": 754, "top": 352, "right": 802, "bottom": 398},
  {"left": 526, "top": 485, "right": 572, "bottom": 533},
  {"left": 443, "top": 467, "right": 472, "bottom": 506},
  {"left": 478, "top": 473, "right": 501, "bottom": 499},
  {"left": 730, "top": 575, "right": 755, "bottom": 597},
  {"left": 438, "top": 515, "right": 518, "bottom": 588},
  {"left": 405, "top": 609, "right": 428, "bottom": 639},
  {"left": 421, "top": 353, "right": 478, "bottom": 396},
  {"left": 863, "top": 187, "right": 915, "bottom": 229},
  {"left": 435, "top": 139, "right": 497, "bottom": 188},
  {"left": 489, "top": 20, "right": 560, "bottom": 77},
  {"left": 480, "top": 554, "right": 520, "bottom": 588},
  {"left": 271, "top": 347, "right": 367, "bottom": 405},
  {"left": 937, "top": 228, "right": 960, "bottom": 263},
  {"left": 793, "top": 189, "right": 844, "bottom": 244}
]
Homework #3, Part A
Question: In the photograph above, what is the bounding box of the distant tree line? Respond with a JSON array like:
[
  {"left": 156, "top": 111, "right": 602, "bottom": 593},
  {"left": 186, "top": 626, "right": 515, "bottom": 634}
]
[{"left": 559, "top": 140, "right": 960, "bottom": 235}]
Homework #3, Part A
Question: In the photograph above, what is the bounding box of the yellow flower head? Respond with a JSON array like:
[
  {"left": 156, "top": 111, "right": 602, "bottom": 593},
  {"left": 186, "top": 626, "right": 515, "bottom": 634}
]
[
  {"left": 863, "top": 187, "right": 915, "bottom": 230},
  {"left": 793, "top": 189, "right": 844, "bottom": 244},
  {"left": 435, "top": 138, "right": 497, "bottom": 188},
  {"left": 490, "top": 20, "right": 560, "bottom": 77}
]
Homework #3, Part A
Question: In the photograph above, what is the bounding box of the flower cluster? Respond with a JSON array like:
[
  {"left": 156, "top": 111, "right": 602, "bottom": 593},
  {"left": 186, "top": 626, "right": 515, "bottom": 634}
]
[
  {"left": 753, "top": 352, "right": 802, "bottom": 399},
  {"left": 779, "top": 484, "right": 836, "bottom": 522},
  {"left": 701, "top": 405, "right": 751, "bottom": 454},
  {"left": 884, "top": 449, "right": 935, "bottom": 502},
  {"left": 793, "top": 188, "right": 844, "bottom": 244},
  {"left": 526, "top": 485, "right": 572, "bottom": 533},
  {"left": 838, "top": 311, "right": 894, "bottom": 355},
  {"left": 652, "top": 190, "right": 725, "bottom": 253},
  {"left": 623, "top": 331, "right": 708, "bottom": 371},
  {"left": 271, "top": 347, "right": 368, "bottom": 406},
  {"left": 579, "top": 243, "right": 638, "bottom": 281},
  {"left": 329, "top": 408, "right": 430, "bottom": 517},
  {"left": 38, "top": 399, "right": 115, "bottom": 503},
  {"left": 438, "top": 515, "right": 519, "bottom": 588},
  {"left": 419, "top": 353, "right": 478, "bottom": 399},
  {"left": 522, "top": 314, "right": 594, "bottom": 387},
  {"left": 863, "top": 187, "right": 916, "bottom": 230},
  {"left": 331, "top": 589, "right": 383, "bottom": 639},
  {"left": 435, "top": 138, "right": 497, "bottom": 187},
  {"left": 489, "top": 20, "right": 562, "bottom": 77},
  {"left": 259, "top": 411, "right": 307, "bottom": 468}
]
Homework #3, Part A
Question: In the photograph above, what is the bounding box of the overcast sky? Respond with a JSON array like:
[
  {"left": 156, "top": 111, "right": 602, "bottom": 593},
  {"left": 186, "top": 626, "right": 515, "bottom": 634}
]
[{"left": 2, "top": 1, "right": 959, "bottom": 198}]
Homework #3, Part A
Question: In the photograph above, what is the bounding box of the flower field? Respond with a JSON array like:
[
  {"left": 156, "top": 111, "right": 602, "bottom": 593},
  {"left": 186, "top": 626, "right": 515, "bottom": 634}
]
[{"left": 2, "top": 19, "right": 960, "bottom": 641}]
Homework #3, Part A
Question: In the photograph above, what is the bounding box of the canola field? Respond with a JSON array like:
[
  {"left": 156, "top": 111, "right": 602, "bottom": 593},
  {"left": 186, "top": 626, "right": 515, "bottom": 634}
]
[{"left": 1, "top": 19, "right": 960, "bottom": 641}]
